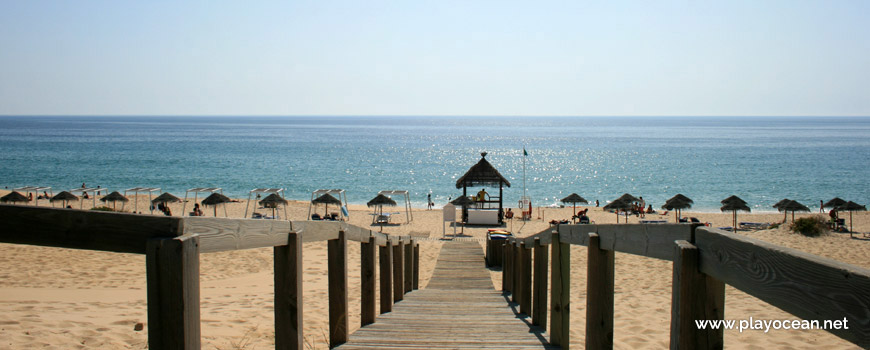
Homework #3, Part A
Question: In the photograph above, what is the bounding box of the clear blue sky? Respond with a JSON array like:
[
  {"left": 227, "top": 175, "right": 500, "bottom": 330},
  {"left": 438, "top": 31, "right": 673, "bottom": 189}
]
[{"left": 1, "top": 1, "right": 868, "bottom": 116}]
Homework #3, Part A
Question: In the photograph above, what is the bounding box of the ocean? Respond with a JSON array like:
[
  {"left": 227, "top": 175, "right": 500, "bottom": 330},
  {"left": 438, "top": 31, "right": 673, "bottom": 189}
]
[{"left": 1, "top": 116, "right": 868, "bottom": 212}]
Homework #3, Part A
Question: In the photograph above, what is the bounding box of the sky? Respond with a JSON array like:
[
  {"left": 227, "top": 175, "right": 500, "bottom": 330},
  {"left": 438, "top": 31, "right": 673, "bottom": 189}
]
[{"left": 1, "top": 1, "right": 868, "bottom": 117}]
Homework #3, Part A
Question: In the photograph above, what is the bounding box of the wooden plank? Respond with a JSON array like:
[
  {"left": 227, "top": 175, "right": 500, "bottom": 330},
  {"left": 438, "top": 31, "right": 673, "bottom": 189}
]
[
  {"left": 596, "top": 224, "right": 691, "bottom": 261},
  {"left": 502, "top": 238, "right": 512, "bottom": 293},
  {"left": 413, "top": 241, "right": 420, "bottom": 290},
  {"left": 379, "top": 243, "right": 393, "bottom": 314},
  {"left": 549, "top": 231, "right": 570, "bottom": 347},
  {"left": 146, "top": 235, "right": 200, "bottom": 349},
  {"left": 293, "top": 220, "right": 342, "bottom": 243},
  {"left": 532, "top": 237, "right": 548, "bottom": 328},
  {"left": 329, "top": 231, "right": 349, "bottom": 347},
  {"left": 393, "top": 240, "right": 404, "bottom": 302},
  {"left": 404, "top": 239, "right": 413, "bottom": 293},
  {"left": 184, "top": 216, "right": 293, "bottom": 253},
  {"left": 512, "top": 241, "right": 521, "bottom": 304},
  {"left": 361, "top": 236, "right": 376, "bottom": 327},
  {"left": 670, "top": 240, "right": 724, "bottom": 350},
  {"left": 587, "top": 233, "right": 614, "bottom": 349},
  {"left": 0, "top": 204, "right": 182, "bottom": 254},
  {"left": 520, "top": 242, "right": 532, "bottom": 316},
  {"left": 275, "top": 232, "right": 303, "bottom": 350},
  {"left": 695, "top": 228, "right": 870, "bottom": 348}
]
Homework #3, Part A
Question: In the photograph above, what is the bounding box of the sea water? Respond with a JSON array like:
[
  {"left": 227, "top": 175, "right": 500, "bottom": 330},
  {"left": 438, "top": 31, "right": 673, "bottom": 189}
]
[{"left": 0, "top": 116, "right": 868, "bottom": 212}]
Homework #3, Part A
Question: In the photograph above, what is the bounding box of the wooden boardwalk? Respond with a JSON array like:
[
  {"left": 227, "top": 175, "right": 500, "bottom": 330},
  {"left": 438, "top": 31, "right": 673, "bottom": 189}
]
[{"left": 336, "top": 241, "right": 557, "bottom": 349}]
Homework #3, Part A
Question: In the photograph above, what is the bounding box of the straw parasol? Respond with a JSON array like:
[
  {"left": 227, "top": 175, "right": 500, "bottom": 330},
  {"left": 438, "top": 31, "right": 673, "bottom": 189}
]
[
  {"left": 312, "top": 193, "right": 342, "bottom": 217},
  {"left": 202, "top": 193, "right": 231, "bottom": 216},
  {"left": 51, "top": 191, "right": 79, "bottom": 208},
  {"left": 721, "top": 199, "right": 751, "bottom": 233},
  {"left": 99, "top": 191, "right": 129, "bottom": 211},
  {"left": 368, "top": 194, "right": 397, "bottom": 232},
  {"left": 603, "top": 199, "right": 632, "bottom": 223},
  {"left": 451, "top": 196, "right": 476, "bottom": 234},
  {"left": 560, "top": 193, "right": 588, "bottom": 217},
  {"left": 837, "top": 201, "right": 866, "bottom": 236},
  {"left": 663, "top": 194, "right": 694, "bottom": 223},
  {"left": 777, "top": 200, "right": 810, "bottom": 222},
  {"left": 616, "top": 193, "right": 640, "bottom": 204},
  {"left": 259, "top": 193, "right": 288, "bottom": 218},
  {"left": 0, "top": 191, "right": 29, "bottom": 204},
  {"left": 772, "top": 198, "right": 791, "bottom": 222},
  {"left": 152, "top": 192, "right": 182, "bottom": 204},
  {"left": 823, "top": 197, "right": 847, "bottom": 210}
]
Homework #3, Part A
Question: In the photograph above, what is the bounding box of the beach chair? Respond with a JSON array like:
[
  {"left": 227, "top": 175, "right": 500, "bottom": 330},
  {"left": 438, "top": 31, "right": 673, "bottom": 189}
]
[
  {"left": 311, "top": 213, "right": 322, "bottom": 220},
  {"left": 579, "top": 216, "right": 590, "bottom": 224}
]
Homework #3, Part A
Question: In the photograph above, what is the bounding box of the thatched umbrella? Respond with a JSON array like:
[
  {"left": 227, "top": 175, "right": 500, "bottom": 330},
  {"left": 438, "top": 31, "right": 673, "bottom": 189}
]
[
  {"left": 99, "top": 191, "right": 128, "bottom": 211},
  {"left": 837, "top": 201, "right": 866, "bottom": 236},
  {"left": 722, "top": 195, "right": 747, "bottom": 205},
  {"left": 152, "top": 192, "right": 182, "bottom": 204},
  {"left": 202, "top": 193, "right": 231, "bottom": 217},
  {"left": 259, "top": 193, "right": 288, "bottom": 218},
  {"left": 451, "top": 196, "right": 476, "bottom": 234},
  {"left": 778, "top": 200, "right": 810, "bottom": 222},
  {"left": 367, "top": 194, "right": 397, "bottom": 232},
  {"left": 772, "top": 198, "right": 791, "bottom": 222},
  {"left": 663, "top": 194, "right": 694, "bottom": 223},
  {"left": 721, "top": 200, "right": 751, "bottom": 233},
  {"left": 51, "top": 191, "right": 79, "bottom": 208},
  {"left": 823, "top": 197, "right": 847, "bottom": 220},
  {"left": 1, "top": 191, "right": 29, "bottom": 204},
  {"left": 617, "top": 193, "right": 640, "bottom": 204},
  {"left": 603, "top": 199, "right": 632, "bottom": 223},
  {"left": 560, "top": 193, "right": 588, "bottom": 217},
  {"left": 312, "top": 193, "right": 342, "bottom": 218}
]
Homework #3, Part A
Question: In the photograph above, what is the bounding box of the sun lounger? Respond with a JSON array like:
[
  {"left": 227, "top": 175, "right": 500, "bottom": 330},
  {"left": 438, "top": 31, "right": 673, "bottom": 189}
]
[
  {"left": 739, "top": 222, "right": 770, "bottom": 230},
  {"left": 640, "top": 220, "right": 667, "bottom": 224}
]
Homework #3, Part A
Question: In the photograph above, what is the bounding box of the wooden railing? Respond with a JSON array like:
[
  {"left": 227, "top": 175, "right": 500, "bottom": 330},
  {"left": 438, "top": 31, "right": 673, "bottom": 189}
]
[
  {"left": 487, "top": 223, "right": 870, "bottom": 349},
  {"left": 0, "top": 204, "right": 421, "bottom": 350}
]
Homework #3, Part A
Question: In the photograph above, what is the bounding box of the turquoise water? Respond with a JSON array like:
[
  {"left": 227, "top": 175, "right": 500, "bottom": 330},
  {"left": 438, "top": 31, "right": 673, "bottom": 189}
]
[{"left": 1, "top": 116, "right": 868, "bottom": 212}]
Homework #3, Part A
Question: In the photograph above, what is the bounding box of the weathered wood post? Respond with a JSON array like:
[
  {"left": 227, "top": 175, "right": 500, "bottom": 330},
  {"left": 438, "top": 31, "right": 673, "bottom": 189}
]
[
  {"left": 486, "top": 237, "right": 493, "bottom": 267},
  {"left": 393, "top": 238, "right": 404, "bottom": 302},
  {"left": 274, "top": 232, "right": 303, "bottom": 350},
  {"left": 328, "top": 230, "right": 348, "bottom": 347},
  {"left": 404, "top": 237, "right": 413, "bottom": 293},
  {"left": 670, "top": 240, "right": 725, "bottom": 349},
  {"left": 512, "top": 240, "right": 521, "bottom": 304},
  {"left": 550, "top": 230, "right": 570, "bottom": 347},
  {"left": 533, "top": 237, "right": 548, "bottom": 328},
  {"left": 360, "top": 234, "right": 376, "bottom": 327},
  {"left": 520, "top": 241, "right": 532, "bottom": 315},
  {"left": 146, "top": 235, "right": 201, "bottom": 350},
  {"left": 379, "top": 239, "right": 393, "bottom": 314},
  {"left": 502, "top": 237, "right": 513, "bottom": 293},
  {"left": 587, "top": 232, "right": 614, "bottom": 349},
  {"left": 413, "top": 240, "right": 420, "bottom": 290}
]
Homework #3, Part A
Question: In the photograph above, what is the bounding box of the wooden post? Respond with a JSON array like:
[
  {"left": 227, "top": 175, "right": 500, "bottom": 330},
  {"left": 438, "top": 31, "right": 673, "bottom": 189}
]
[
  {"left": 328, "top": 230, "right": 348, "bottom": 347},
  {"left": 486, "top": 238, "right": 492, "bottom": 267},
  {"left": 512, "top": 241, "right": 521, "bottom": 304},
  {"left": 520, "top": 241, "right": 532, "bottom": 315},
  {"left": 360, "top": 234, "right": 376, "bottom": 327},
  {"left": 404, "top": 238, "right": 413, "bottom": 293},
  {"left": 393, "top": 238, "right": 404, "bottom": 302},
  {"left": 413, "top": 241, "right": 420, "bottom": 290},
  {"left": 533, "top": 237, "right": 548, "bottom": 328},
  {"left": 275, "top": 232, "right": 303, "bottom": 350},
  {"left": 146, "top": 235, "right": 201, "bottom": 350},
  {"left": 378, "top": 242, "right": 393, "bottom": 314},
  {"left": 502, "top": 238, "right": 513, "bottom": 293},
  {"left": 587, "top": 232, "right": 614, "bottom": 349},
  {"left": 550, "top": 230, "right": 570, "bottom": 347},
  {"left": 670, "top": 240, "right": 725, "bottom": 349}
]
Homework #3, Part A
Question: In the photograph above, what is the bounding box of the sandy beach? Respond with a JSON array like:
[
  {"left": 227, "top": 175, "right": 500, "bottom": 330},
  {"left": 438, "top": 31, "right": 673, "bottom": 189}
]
[{"left": 0, "top": 190, "right": 867, "bottom": 349}]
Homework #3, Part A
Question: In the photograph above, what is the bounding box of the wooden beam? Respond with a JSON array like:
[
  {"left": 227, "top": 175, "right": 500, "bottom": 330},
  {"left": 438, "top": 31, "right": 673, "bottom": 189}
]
[
  {"left": 0, "top": 204, "right": 182, "bottom": 254},
  {"left": 556, "top": 224, "right": 692, "bottom": 261},
  {"left": 670, "top": 240, "right": 724, "bottom": 349},
  {"left": 532, "top": 237, "right": 548, "bottom": 329},
  {"left": 378, "top": 242, "right": 393, "bottom": 314},
  {"left": 146, "top": 235, "right": 200, "bottom": 349},
  {"left": 413, "top": 241, "right": 420, "bottom": 290},
  {"left": 512, "top": 241, "right": 521, "bottom": 304},
  {"left": 502, "top": 238, "right": 512, "bottom": 293},
  {"left": 184, "top": 217, "right": 293, "bottom": 253},
  {"left": 550, "top": 231, "right": 570, "bottom": 347},
  {"left": 520, "top": 242, "right": 533, "bottom": 316},
  {"left": 393, "top": 239, "right": 404, "bottom": 302},
  {"left": 361, "top": 235, "right": 377, "bottom": 327},
  {"left": 404, "top": 238, "right": 413, "bottom": 294},
  {"left": 328, "top": 231, "right": 348, "bottom": 347},
  {"left": 587, "top": 233, "right": 614, "bottom": 349},
  {"left": 275, "top": 232, "right": 303, "bottom": 350},
  {"left": 695, "top": 228, "right": 870, "bottom": 348}
]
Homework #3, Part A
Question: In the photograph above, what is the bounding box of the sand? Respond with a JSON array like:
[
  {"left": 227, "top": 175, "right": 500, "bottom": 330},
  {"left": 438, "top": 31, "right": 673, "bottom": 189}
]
[{"left": 0, "top": 189, "right": 867, "bottom": 349}]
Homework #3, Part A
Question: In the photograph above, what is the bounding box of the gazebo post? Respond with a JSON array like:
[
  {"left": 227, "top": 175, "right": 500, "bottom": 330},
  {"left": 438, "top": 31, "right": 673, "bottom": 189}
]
[
  {"left": 462, "top": 186, "right": 468, "bottom": 223},
  {"left": 499, "top": 185, "right": 504, "bottom": 224}
]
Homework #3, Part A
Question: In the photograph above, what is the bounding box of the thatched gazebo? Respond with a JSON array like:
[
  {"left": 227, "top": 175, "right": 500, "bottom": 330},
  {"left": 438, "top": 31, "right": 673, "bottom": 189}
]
[
  {"left": 152, "top": 192, "right": 182, "bottom": 204},
  {"left": 772, "top": 198, "right": 790, "bottom": 222},
  {"left": 777, "top": 199, "right": 810, "bottom": 223},
  {"left": 202, "top": 193, "right": 231, "bottom": 217},
  {"left": 721, "top": 197, "right": 750, "bottom": 233},
  {"left": 455, "top": 152, "right": 511, "bottom": 225},
  {"left": 259, "top": 193, "right": 289, "bottom": 219},
  {"left": 603, "top": 199, "right": 632, "bottom": 223},
  {"left": 368, "top": 194, "right": 397, "bottom": 231},
  {"left": 312, "top": 193, "right": 342, "bottom": 220},
  {"left": 1, "top": 191, "right": 30, "bottom": 204},
  {"left": 100, "top": 191, "right": 129, "bottom": 211},
  {"left": 561, "top": 193, "right": 588, "bottom": 217},
  {"left": 51, "top": 191, "right": 79, "bottom": 208},
  {"left": 837, "top": 201, "right": 866, "bottom": 236},
  {"left": 663, "top": 194, "right": 694, "bottom": 223}
]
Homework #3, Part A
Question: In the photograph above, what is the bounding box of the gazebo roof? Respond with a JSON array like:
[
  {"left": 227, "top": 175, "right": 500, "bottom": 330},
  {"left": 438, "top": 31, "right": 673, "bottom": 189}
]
[{"left": 455, "top": 152, "right": 511, "bottom": 189}]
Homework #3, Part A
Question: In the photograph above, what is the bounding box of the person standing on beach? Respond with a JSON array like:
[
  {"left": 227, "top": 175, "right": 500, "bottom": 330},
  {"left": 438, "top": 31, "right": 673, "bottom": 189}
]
[{"left": 427, "top": 193, "right": 433, "bottom": 210}]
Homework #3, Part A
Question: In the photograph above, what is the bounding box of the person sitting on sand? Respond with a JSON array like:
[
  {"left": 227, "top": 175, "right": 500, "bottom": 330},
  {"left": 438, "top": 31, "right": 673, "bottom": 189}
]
[
  {"left": 192, "top": 203, "right": 204, "bottom": 216},
  {"left": 505, "top": 208, "right": 514, "bottom": 219}
]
